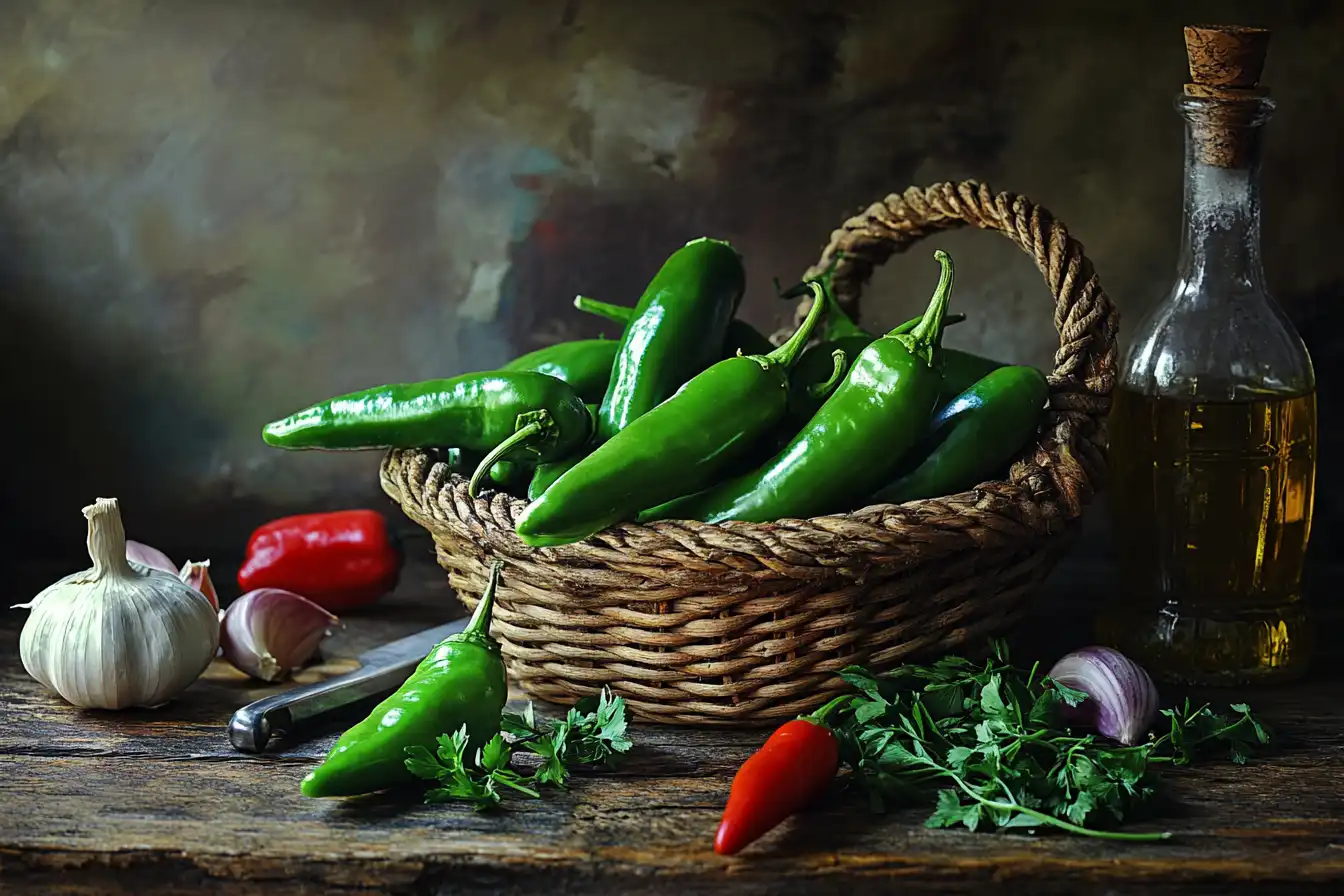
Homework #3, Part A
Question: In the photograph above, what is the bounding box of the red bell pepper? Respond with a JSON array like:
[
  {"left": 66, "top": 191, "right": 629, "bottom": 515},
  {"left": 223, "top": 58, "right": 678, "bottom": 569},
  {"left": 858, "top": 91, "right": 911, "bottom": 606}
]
[
  {"left": 713, "top": 699, "right": 845, "bottom": 856},
  {"left": 237, "top": 510, "right": 402, "bottom": 611}
]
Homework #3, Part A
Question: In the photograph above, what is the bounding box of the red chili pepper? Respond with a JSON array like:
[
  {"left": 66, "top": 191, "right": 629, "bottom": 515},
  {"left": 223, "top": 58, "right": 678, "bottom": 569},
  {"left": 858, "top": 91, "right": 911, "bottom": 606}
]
[
  {"left": 237, "top": 510, "right": 402, "bottom": 611},
  {"left": 714, "top": 700, "right": 844, "bottom": 856}
]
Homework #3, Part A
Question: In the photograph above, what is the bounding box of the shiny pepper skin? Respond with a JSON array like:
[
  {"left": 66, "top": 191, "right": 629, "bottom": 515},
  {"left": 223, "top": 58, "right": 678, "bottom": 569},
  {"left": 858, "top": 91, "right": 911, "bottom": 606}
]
[
  {"left": 515, "top": 280, "right": 831, "bottom": 548},
  {"left": 646, "top": 250, "right": 958, "bottom": 525},
  {"left": 714, "top": 717, "right": 840, "bottom": 855},
  {"left": 300, "top": 562, "right": 509, "bottom": 799},
  {"left": 237, "top": 510, "right": 402, "bottom": 611}
]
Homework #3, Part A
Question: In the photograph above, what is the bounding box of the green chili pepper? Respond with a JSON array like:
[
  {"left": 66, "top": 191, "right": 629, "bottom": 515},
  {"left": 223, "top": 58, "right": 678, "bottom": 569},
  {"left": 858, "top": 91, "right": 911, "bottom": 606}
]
[
  {"left": 262, "top": 372, "right": 591, "bottom": 475},
  {"left": 779, "top": 273, "right": 996, "bottom": 412},
  {"left": 870, "top": 365, "right": 1049, "bottom": 505},
  {"left": 300, "top": 561, "right": 509, "bottom": 798},
  {"left": 785, "top": 310, "right": 966, "bottom": 424},
  {"left": 500, "top": 339, "right": 619, "bottom": 405},
  {"left": 516, "top": 279, "right": 834, "bottom": 547},
  {"left": 596, "top": 238, "right": 745, "bottom": 442},
  {"left": 524, "top": 403, "right": 598, "bottom": 501},
  {"left": 527, "top": 455, "right": 576, "bottom": 501},
  {"left": 641, "top": 250, "right": 957, "bottom": 525},
  {"left": 486, "top": 459, "right": 533, "bottom": 497},
  {"left": 574, "top": 295, "right": 773, "bottom": 360}
]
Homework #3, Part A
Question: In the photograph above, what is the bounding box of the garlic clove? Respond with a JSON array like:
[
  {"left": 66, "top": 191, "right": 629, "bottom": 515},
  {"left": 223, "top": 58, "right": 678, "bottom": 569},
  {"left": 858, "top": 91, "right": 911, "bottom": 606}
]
[
  {"left": 220, "top": 589, "right": 340, "bottom": 683},
  {"left": 1048, "top": 646, "right": 1160, "bottom": 746},
  {"left": 126, "top": 539, "right": 177, "bottom": 575},
  {"left": 16, "top": 498, "right": 220, "bottom": 710},
  {"left": 179, "top": 559, "right": 219, "bottom": 611}
]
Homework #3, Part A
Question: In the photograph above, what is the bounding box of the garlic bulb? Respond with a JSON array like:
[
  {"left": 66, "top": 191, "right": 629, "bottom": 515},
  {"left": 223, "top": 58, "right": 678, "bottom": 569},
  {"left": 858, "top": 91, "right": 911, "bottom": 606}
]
[
  {"left": 14, "top": 498, "right": 220, "bottom": 710},
  {"left": 220, "top": 589, "right": 339, "bottom": 682}
]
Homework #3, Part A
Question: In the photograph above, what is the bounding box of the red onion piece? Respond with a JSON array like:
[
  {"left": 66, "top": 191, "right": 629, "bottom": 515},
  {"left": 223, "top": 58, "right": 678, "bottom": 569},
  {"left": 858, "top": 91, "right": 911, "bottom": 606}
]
[
  {"left": 1047, "top": 646, "right": 1159, "bottom": 746},
  {"left": 125, "top": 540, "right": 177, "bottom": 574},
  {"left": 220, "top": 589, "right": 340, "bottom": 682}
]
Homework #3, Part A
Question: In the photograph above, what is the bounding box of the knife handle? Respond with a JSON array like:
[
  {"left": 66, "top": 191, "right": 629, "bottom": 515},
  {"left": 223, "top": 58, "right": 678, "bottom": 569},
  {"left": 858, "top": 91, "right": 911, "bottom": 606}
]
[{"left": 228, "top": 656, "right": 422, "bottom": 753}]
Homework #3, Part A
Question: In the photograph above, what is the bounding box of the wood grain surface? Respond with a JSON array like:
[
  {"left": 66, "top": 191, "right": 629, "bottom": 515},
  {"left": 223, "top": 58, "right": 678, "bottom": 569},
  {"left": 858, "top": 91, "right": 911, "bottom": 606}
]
[{"left": 2, "top": 546, "right": 1342, "bottom": 895}]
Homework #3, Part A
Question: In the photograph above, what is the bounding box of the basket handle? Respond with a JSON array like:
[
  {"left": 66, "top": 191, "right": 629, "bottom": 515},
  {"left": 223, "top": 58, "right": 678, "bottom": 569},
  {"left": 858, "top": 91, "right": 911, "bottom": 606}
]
[{"left": 791, "top": 180, "right": 1119, "bottom": 521}]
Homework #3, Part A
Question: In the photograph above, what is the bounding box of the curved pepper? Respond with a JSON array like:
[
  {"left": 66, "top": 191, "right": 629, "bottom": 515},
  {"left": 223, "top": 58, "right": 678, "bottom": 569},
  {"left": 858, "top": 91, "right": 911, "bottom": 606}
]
[
  {"left": 262, "top": 372, "right": 592, "bottom": 467},
  {"left": 870, "top": 365, "right": 1049, "bottom": 505},
  {"left": 515, "top": 280, "right": 833, "bottom": 547},
  {"left": 237, "top": 510, "right": 402, "bottom": 611},
  {"left": 500, "top": 339, "right": 619, "bottom": 405},
  {"left": 300, "top": 562, "right": 510, "bottom": 798},
  {"left": 714, "top": 700, "right": 844, "bottom": 855},
  {"left": 574, "top": 295, "right": 773, "bottom": 360},
  {"left": 596, "top": 238, "right": 745, "bottom": 442},
  {"left": 642, "top": 250, "right": 957, "bottom": 525}
]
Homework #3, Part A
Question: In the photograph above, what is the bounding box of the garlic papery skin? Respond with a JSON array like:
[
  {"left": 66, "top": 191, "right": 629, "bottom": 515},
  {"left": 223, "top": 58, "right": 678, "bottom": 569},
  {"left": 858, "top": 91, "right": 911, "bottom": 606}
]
[
  {"left": 126, "top": 539, "right": 177, "bottom": 575},
  {"left": 15, "top": 498, "right": 220, "bottom": 710},
  {"left": 179, "top": 559, "right": 219, "bottom": 611},
  {"left": 220, "top": 589, "right": 340, "bottom": 682}
]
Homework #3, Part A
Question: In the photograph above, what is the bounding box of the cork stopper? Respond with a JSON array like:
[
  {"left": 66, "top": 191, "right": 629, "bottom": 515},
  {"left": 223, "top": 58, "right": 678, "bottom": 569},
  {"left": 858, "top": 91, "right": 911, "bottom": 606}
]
[
  {"left": 1184, "top": 25, "right": 1270, "bottom": 97},
  {"left": 1181, "top": 24, "right": 1272, "bottom": 168}
]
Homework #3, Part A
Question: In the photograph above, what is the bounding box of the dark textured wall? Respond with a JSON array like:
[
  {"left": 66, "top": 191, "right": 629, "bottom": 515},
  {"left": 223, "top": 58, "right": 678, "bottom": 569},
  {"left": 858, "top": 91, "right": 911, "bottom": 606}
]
[{"left": 1, "top": 0, "right": 1342, "bottom": 563}]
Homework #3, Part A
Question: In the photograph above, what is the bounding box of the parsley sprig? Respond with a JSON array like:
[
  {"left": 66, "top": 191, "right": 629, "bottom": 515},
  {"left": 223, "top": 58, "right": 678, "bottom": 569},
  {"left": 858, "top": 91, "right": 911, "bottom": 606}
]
[
  {"left": 828, "top": 642, "right": 1271, "bottom": 840},
  {"left": 404, "top": 686, "right": 633, "bottom": 810}
]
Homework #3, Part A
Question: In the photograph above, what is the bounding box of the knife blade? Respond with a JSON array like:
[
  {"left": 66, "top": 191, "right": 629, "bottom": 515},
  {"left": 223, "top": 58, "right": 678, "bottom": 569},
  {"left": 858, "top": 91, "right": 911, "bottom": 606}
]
[{"left": 227, "top": 618, "right": 469, "bottom": 753}]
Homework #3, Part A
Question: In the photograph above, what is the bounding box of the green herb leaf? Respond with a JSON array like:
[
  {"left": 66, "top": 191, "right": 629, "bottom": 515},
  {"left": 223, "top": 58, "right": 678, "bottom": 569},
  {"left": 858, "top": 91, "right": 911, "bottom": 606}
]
[
  {"left": 480, "top": 734, "right": 511, "bottom": 773},
  {"left": 410, "top": 687, "right": 634, "bottom": 810},
  {"left": 404, "top": 745, "right": 443, "bottom": 781},
  {"left": 827, "top": 643, "right": 1271, "bottom": 841}
]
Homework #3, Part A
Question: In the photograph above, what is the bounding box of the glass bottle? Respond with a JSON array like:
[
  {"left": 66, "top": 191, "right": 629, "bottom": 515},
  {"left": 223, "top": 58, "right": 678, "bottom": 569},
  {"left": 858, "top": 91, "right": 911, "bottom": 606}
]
[{"left": 1097, "top": 25, "right": 1317, "bottom": 685}]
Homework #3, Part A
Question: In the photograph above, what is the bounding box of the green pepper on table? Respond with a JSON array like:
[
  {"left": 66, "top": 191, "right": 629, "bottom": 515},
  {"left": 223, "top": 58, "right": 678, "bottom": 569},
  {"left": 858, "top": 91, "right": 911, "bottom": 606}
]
[
  {"left": 514, "top": 278, "right": 835, "bottom": 547},
  {"left": 641, "top": 250, "right": 958, "bottom": 525},
  {"left": 870, "top": 364, "right": 1049, "bottom": 505},
  {"left": 301, "top": 561, "right": 509, "bottom": 799}
]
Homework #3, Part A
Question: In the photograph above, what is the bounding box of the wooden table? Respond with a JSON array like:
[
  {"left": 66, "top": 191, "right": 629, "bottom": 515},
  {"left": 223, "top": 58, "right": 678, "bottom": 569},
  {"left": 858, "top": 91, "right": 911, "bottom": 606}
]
[{"left": 2, "top": 544, "right": 1343, "bottom": 895}]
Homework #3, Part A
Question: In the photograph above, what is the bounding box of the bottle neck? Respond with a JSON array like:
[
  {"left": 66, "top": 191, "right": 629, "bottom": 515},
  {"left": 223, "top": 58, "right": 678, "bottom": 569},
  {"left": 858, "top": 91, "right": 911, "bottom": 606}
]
[{"left": 1174, "top": 95, "right": 1274, "bottom": 305}]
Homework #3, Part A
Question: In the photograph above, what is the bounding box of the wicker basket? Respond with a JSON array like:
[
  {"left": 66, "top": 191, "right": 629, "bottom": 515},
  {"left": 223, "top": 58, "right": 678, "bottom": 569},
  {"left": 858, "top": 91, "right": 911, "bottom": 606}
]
[{"left": 380, "top": 180, "right": 1117, "bottom": 727}]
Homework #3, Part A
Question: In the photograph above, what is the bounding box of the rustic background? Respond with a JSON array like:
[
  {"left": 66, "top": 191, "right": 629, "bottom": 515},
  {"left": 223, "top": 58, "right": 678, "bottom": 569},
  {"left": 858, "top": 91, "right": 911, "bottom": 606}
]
[{"left": 1, "top": 0, "right": 1341, "bottom": 572}]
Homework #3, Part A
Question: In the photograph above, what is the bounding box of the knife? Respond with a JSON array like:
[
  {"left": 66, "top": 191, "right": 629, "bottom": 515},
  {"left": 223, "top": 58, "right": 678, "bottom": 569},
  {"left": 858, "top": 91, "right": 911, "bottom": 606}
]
[{"left": 227, "top": 617, "right": 468, "bottom": 753}]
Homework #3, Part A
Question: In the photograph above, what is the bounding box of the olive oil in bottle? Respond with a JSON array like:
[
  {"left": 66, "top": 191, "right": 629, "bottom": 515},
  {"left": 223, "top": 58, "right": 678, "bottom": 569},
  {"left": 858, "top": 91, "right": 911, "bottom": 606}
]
[{"left": 1097, "top": 26, "right": 1317, "bottom": 685}]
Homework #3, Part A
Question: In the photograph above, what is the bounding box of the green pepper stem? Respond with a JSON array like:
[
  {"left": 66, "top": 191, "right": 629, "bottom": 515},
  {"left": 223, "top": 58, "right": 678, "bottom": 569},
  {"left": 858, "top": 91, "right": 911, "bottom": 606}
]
[
  {"left": 767, "top": 280, "right": 830, "bottom": 369},
  {"left": 892, "top": 250, "right": 954, "bottom": 367},
  {"left": 464, "top": 561, "right": 504, "bottom": 639},
  {"left": 776, "top": 253, "right": 868, "bottom": 342},
  {"left": 573, "top": 295, "right": 633, "bottom": 326},
  {"left": 468, "top": 415, "right": 551, "bottom": 498},
  {"left": 806, "top": 349, "right": 849, "bottom": 399},
  {"left": 803, "top": 694, "right": 852, "bottom": 727},
  {"left": 891, "top": 311, "right": 966, "bottom": 337}
]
